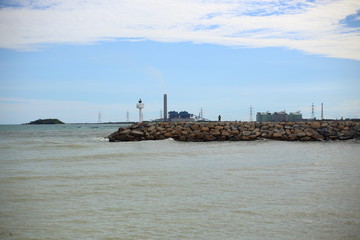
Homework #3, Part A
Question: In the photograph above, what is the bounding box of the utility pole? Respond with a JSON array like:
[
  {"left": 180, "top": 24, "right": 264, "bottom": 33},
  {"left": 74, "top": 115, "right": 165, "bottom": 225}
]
[
  {"left": 249, "top": 105, "right": 253, "bottom": 122},
  {"left": 98, "top": 112, "right": 102, "bottom": 123},
  {"left": 311, "top": 103, "right": 315, "bottom": 119}
]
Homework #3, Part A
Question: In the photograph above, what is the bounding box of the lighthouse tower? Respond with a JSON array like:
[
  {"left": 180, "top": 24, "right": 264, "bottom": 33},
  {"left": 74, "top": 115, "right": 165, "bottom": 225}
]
[{"left": 136, "top": 98, "right": 144, "bottom": 122}]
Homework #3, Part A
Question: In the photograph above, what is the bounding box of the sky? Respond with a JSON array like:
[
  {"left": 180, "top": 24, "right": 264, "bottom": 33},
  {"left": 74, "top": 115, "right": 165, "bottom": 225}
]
[{"left": 0, "top": 0, "right": 359, "bottom": 124}]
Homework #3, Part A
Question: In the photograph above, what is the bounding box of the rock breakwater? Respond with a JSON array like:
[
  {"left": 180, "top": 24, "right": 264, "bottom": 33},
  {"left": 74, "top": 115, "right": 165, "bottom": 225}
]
[{"left": 108, "top": 121, "right": 360, "bottom": 142}]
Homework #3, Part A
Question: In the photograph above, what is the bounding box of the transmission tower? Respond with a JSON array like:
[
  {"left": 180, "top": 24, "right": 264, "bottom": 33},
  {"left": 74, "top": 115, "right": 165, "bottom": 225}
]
[
  {"left": 200, "top": 107, "right": 203, "bottom": 118},
  {"left": 98, "top": 112, "right": 102, "bottom": 123},
  {"left": 249, "top": 105, "right": 253, "bottom": 122},
  {"left": 311, "top": 103, "right": 315, "bottom": 119}
]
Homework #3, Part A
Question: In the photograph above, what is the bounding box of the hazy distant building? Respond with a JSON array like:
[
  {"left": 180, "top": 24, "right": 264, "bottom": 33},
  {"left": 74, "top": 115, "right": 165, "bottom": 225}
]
[
  {"left": 288, "top": 111, "right": 303, "bottom": 122},
  {"left": 168, "top": 111, "right": 179, "bottom": 119},
  {"left": 272, "top": 111, "right": 288, "bottom": 122},
  {"left": 256, "top": 111, "right": 302, "bottom": 122},
  {"left": 256, "top": 112, "right": 272, "bottom": 122},
  {"left": 168, "top": 111, "right": 195, "bottom": 122}
]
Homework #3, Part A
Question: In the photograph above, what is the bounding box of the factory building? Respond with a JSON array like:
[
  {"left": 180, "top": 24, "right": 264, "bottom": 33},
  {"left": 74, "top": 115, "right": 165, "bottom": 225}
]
[
  {"left": 168, "top": 111, "right": 195, "bottom": 122},
  {"left": 272, "top": 111, "right": 288, "bottom": 122},
  {"left": 256, "top": 112, "right": 272, "bottom": 122},
  {"left": 288, "top": 111, "right": 303, "bottom": 122},
  {"left": 158, "top": 93, "right": 209, "bottom": 122},
  {"left": 256, "top": 111, "right": 302, "bottom": 122}
]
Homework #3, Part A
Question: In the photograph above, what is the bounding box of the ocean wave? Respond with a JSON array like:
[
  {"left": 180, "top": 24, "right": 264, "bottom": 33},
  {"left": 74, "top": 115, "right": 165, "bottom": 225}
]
[{"left": 92, "top": 137, "right": 109, "bottom": 142}]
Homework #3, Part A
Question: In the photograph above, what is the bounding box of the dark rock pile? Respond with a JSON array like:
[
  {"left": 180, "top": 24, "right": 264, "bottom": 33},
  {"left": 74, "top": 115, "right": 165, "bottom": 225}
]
[{"left": 108, "top": 121, "right": 360, "bottom": 142}]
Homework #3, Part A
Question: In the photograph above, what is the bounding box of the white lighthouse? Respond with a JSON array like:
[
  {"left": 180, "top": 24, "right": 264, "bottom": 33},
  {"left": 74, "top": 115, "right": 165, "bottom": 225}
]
[{"left": 136, "top": 98, "right": 144, "bottom": 122}]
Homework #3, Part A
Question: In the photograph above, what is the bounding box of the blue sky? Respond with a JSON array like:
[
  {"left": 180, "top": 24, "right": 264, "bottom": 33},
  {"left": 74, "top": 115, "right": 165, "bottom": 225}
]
[{"left": 0, "top": 0, "right": 359, "bottom": 123}]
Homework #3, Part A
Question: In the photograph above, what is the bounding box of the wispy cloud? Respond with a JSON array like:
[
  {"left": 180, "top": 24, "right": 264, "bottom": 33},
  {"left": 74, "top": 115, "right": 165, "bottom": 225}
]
[
  {"left": 145, "top": 66, "right": 167, "bottom": 92},
  {"left": 0, "top": 0, "right": 359, "bottom": 60},
  {"left": 325, "top": 99, "right": 360, "bottom": 119}
]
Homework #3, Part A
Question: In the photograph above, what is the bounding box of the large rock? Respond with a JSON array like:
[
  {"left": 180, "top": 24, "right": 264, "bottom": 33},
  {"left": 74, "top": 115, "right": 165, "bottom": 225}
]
[
  {"left": 221, "top": 131, "right": 230, "bottom": 137},
  {"left": 312, "top": 134, "right": 324, "bottom": 141},
  {"left": 297, "top": 132, "right": 306, "bottom": 138},
  {"left": 209, "top": 129, "right": 221, "bottom": 136},
  {"left": 190, "top": 124, "right": 201, "bottom": 131},
  {"left": 311, "top": 122, "right": 321, "bottom": 129},
  {"left": 242, "top": 131, "right": 252, "bottom": 136},
  {"left": 204, "top": 134, "right": 217, "bottom": 141},
  {"left": 272, "top": 132, "right": 283, "bottom": 138},
  {"left": 130, "top": 130, "right": 144, "bottom": 137}
]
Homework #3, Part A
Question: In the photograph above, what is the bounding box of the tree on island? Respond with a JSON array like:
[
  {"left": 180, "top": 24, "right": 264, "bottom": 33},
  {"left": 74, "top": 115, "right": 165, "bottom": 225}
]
[{"left": 28, "top": 119, "right": 65, "bottom": 124}]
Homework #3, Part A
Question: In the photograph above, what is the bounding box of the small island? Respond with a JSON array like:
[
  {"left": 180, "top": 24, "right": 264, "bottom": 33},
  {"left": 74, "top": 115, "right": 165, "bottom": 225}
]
[{"left": 27, "top": 119, "right": 65, "bottom": 124}]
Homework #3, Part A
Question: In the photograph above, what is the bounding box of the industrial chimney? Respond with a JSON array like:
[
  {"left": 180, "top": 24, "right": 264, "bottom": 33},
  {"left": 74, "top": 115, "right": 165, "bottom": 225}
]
[
  {"left": 164, "top": 94, "right": 167, "bottom": 121},
  {"left": 321, "top": 103, "right": 324, "bottom": 120}
]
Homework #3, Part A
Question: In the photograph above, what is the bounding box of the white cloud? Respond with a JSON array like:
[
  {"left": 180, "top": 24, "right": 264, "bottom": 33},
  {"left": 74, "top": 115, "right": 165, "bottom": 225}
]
[{"left": 0, "top": 0, "right": 359, "bottom": 59}]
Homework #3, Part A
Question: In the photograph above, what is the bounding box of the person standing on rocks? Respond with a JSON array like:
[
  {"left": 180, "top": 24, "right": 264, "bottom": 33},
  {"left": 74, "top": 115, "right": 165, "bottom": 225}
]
[{"left": 218, "top": 115, "right": 221, "bottom": 121}]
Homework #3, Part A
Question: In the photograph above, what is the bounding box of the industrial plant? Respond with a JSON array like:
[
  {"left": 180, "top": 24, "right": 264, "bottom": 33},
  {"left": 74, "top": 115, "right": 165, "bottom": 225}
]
[
  {"left": 154, "top": 94, "right": 207, "bottom": 122},
  {"left": 255, "top": 103, "right": 326, "bottom": 122},
  {"left": 133, "top": 94, "right": 326, "bottom": 123},
  {"left": 256, "top": 111, "right": 303, "bottom": 122}
]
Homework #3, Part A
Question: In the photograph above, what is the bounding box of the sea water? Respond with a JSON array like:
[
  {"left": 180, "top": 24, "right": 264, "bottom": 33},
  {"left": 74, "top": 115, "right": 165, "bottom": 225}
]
[{"left": 0, "top": 124, "right": 359, "bottom": 240}]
